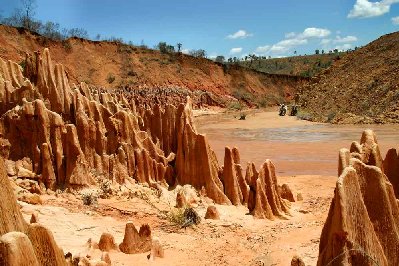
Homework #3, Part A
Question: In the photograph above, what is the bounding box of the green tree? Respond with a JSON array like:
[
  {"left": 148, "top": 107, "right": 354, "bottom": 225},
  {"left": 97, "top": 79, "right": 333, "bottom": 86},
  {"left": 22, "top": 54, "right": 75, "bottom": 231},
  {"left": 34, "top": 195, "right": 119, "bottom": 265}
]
[
  {"left": 189, "top": 49, "right": 206, "bottom": 58},
  {"left": 215, "top": 55, "right": 225, "bottom": 63},
  {"left": 157, "top": 42, "right": 175, "bottom": 54}
]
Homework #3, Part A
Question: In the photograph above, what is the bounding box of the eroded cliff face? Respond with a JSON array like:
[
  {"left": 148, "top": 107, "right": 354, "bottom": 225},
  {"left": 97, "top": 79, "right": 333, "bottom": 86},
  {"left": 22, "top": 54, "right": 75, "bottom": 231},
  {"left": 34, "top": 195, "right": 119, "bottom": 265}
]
[
  {"left": 0, "top": 48, "right": 289, "bottom": 218},
  {"left": 318, "top": 130, "right": 399, "bottom": 266},
  {"left": 0, "top": 157, "right": 67, "bottom": 266}
]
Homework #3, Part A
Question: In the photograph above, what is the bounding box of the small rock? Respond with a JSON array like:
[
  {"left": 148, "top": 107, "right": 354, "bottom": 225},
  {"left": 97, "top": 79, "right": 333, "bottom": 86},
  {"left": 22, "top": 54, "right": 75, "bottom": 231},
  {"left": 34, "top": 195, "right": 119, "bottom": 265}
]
[
  {"left": 205, "top": 205, "right": 220, "bottom": 220},
  {"left": 149, "top": 237, "right": 164, "bottom": 260},
  {"left": 175, "top": 191, "right": 187, "bottom": 208},
  {"left": 297, "top": 193, "right": 303, "bottom": 201},
  {"left": 98, "top": 233, "right": 118, "bottom": 252},
  {"left": 101, "top": 251, "right": 111, "bottom": 265},
  {"left": 30, "top": 211, "right": 39, "bottom": 223},
  {"left": 19, "top": 193, "right": 42, "bottom": 205},
  {"left": 291, "top": 255, "right": 305, "bottom": 266}
]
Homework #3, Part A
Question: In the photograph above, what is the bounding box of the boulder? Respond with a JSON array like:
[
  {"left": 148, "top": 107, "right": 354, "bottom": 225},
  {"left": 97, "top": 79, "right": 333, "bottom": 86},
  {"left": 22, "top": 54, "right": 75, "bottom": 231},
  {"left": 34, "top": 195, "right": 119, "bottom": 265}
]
[
  {"left": 149, "top": 237, "right": 164, "bottom": 260},
  {"left": 98, "top": 233, "right": 118, "bottom": 252},
  {"left": 291, "top": 255, "right": 305, "bottom": 266},
  {"left": 204, "top": 206, "right": 220, "bottom": 220}
]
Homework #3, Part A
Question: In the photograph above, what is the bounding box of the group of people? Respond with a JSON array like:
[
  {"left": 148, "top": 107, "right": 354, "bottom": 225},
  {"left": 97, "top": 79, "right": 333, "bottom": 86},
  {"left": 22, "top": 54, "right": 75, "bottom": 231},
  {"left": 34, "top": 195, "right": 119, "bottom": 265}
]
[{"left": 279, "top": 103, "right": 298, "bottom": 116}]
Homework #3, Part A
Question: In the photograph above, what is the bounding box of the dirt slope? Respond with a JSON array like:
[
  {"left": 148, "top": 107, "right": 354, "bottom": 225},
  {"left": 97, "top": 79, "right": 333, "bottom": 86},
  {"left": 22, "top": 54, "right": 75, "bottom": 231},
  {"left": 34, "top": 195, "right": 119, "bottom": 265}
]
[
  {"left": 299, "top": 31, "right": 399, "bottom": 124},
  {"left": 0, "top": 24, "right": 307, "bottom": 103}
]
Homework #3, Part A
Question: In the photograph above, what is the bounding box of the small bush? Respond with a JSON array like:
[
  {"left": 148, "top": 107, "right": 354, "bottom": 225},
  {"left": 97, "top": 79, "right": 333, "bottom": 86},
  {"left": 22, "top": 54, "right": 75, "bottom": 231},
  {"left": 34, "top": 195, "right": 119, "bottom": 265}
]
[
  {"left": 296, "top": 110, "right": 313, "bottom": 121},
  {"left": 81, "top": 190, "right": 98, "bottom": 206},
  {"left": 19, "top": 60, "right": 26, "bottom": 71},
  {"left": 167, "top": 207, "right": 201, "bottom": 228},
  {"left": 62, "top": 40, "right": 72, "bottom": 52},
  {"left": 326, "top": 111, "right": 337, "bottom": 122},
  {"left": 98, "top": 179, "right": 112, "bottom": 199},
  {"left": 106, "top": 73, "right": 115, "bottom": 84},
  {"left": 227, "top": 101, "right": 242, "bottom": 111}
]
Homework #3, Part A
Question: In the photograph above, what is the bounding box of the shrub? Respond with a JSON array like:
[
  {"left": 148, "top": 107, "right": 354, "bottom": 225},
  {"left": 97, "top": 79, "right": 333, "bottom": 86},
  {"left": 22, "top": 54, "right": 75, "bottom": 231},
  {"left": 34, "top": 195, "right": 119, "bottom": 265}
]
[
  {"left": 81, "top": 190, "right": 98, "bottom": 206},
  {"left": 156, "top": 42, "right": 175, "bottom": 54},
  {"left": 167, "top": 207, "right": 201, "bottom": 228},
  {"left": 98, "top": 179, "right": 112, "bottom": 199},
  {"left": 227, "top": 101, "right": 242, "bottom": 111},
  {"left": 296, "top": 110, "right": 313, "bottom": 121},
  {"left": 106, "top": 73, "right": 115, "bottom": 84},
  {"left": 62, "top": 40, "right": 72, "bottom": 52}
]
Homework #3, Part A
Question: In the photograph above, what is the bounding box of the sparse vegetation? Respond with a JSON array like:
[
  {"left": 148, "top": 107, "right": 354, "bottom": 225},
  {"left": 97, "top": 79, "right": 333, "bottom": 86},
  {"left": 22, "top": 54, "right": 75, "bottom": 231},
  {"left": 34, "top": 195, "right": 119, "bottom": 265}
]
[
  {"left": 227, "top": 101, "right": 242, "bottom": 111},
  {"left": 106, "top": 73, "right": 115, "bottom": 84},
  {"left": 236, "top": 53, "right": 346, "bottom": 77},
  {"left": 98, "top": 179, "right": 112, "bottom": 199},
  {"left": 167, "top": 207, "right": 201, "bottom": 228},
  {"left": 189, "top": 49, "right": 206, "bottom": 58},
  {"left": 62, "top": 39, "right": 72, "bottom": 52},
  {"left": 296, "top": 110, "right": 314, "bottom": 121},
  {"left": 81, "top": 190, "right": 98, "bottom": 206},
  {"left": 156, "top": 42, "right": 175, "bottom": 54}
]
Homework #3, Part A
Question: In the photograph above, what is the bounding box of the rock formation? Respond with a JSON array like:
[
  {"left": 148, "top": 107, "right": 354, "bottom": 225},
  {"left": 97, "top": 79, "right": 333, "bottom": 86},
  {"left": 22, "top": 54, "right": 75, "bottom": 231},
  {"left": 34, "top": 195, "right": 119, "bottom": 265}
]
[
  {"left": 291, "top": 255, "right": 305, "bottom": 266},
  {"left": 175, "top": 191, "right": 188, "bottom": 208},
  {"left": 318, "top": 130, "right": 399, "bottom": 266},
  {"left": 246, "top": 160, "right": 290, "bottom": 219},
  {"left": 204, "top": 205, "right": 220, "bottom": 220},
  {"left": 0, "top": 49, "right": 289, "bottom": 220},
  {"left": 279, "top": 184, "right": 295, "bottom": 202},
  {"left": 149, "top": 237, "right": 164, "bottom": 260},
  {"left": 98, "top": 233, "right": 118, "bottom": 252},
  {"left": 0, "top": 157, "right": 67, "bottom": 265},
  {"left": 119, "top": 222, "right": 152, "bottom": 254}
]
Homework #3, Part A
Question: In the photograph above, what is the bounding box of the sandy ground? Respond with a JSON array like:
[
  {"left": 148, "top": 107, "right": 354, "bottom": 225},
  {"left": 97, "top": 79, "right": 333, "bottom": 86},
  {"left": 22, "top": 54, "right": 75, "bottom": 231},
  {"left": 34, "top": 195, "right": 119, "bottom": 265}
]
[{"left": 17, "top": 110, "right": 399, "bottom": 265}]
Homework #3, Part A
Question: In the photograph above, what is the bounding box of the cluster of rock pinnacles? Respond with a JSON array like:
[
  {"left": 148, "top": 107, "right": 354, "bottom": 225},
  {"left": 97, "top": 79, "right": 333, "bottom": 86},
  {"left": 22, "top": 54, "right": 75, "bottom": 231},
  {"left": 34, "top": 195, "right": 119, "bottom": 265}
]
[
  {"left": 0, "top": 49, "right": 290, "bottom": 264},
  {"left": 4, "top": 49, "right": 397, "bottom": 266},
  {"left": 318, "top": 129, "right": 399, "bottom": 266}
]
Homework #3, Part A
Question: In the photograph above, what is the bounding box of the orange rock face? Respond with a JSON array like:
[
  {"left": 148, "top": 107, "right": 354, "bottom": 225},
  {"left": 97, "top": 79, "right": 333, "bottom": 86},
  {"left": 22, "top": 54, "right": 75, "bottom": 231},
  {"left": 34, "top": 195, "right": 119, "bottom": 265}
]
[
  {"left": 0, "top": 158, "right": 67, "bottom": 265},
  {"left": 318, "top": 130, "right": 399, "bottom": 266},
  {"left": 0, "top": 49, "right": 289, "bottom": 220}
]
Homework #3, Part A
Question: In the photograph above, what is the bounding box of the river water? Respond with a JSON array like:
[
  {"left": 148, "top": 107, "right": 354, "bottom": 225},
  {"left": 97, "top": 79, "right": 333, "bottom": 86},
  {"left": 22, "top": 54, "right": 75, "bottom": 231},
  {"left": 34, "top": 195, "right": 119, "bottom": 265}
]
[{"left": 196, "top": 111, "right": 399, "bottom": 176}]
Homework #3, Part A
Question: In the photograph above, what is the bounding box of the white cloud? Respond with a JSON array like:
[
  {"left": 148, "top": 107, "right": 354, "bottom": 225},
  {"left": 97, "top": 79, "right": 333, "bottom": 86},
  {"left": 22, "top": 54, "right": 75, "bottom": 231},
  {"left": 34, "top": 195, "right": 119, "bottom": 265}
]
[
  {"left": 255, "top": 45, "right": 270, "bottom": 53},
  {"left": 230, "top": 47, "right": 243, "bottom": 54},
  {"left": 227, "top": 30, "right": 253, "bottom": 39},
  {"left": 301, "top": 27, "right": 331, "bottom": 38},
  {"left": 277, "top": 38, "right": 308, "bottom": 46},
  {"left": 392, "top": 16, "right": 399, "bottom": 24},
  {"left": 320, "top": 39, "right": 332, "bottom": 45},
  {"left": 334, "top": 35, "right": 358, "bottom": 43},
  {"left": 253, "top": 27, "right": 330, "bottom": 57},
  {"left": 335, "top": 43, "right": 353, "bottom": 51},
  {"left": 348, "top": 0, "right": 399, "bottom": 18},
  {"left": 269, "top": 45, "right": 289, "bottom": 53},
  {"left": 181, "top": 49, "right": 190, "bottom": 54},
  {"left": 285, "top": 32, "right": 296, "bottom": 38}
]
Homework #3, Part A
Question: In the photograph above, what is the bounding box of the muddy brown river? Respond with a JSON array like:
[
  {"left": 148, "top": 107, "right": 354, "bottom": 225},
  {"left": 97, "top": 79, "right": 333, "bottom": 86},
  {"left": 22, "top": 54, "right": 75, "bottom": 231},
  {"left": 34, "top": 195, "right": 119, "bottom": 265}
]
[{"left": 196, "top": 110, "right": 399, "bottom": 176}]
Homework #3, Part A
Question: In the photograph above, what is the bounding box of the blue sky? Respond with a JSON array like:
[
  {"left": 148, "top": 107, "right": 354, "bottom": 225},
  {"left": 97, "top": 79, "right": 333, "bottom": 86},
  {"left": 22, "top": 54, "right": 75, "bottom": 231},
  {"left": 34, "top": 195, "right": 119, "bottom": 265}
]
[{"left": 1, "top": 0, "right": 398, "bottom": 58}]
